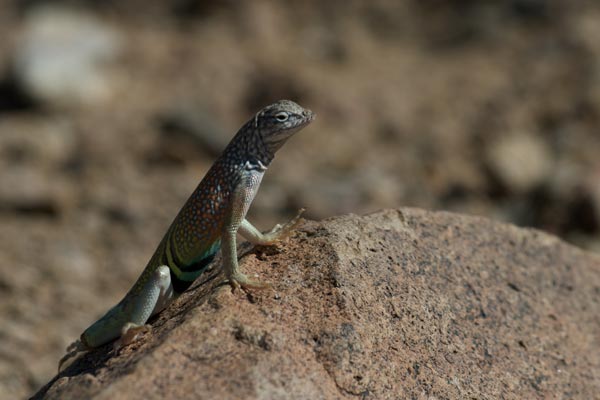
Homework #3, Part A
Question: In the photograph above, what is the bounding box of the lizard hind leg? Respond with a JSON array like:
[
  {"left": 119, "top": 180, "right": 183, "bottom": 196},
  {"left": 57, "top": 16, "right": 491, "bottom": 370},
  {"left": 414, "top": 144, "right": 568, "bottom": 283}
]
[
  {"left": 113, "top": 265, "right": 173, "bottom": 350},
  {"left": 77, "top": 265, "right": 173, "bottom": 351},
  {"left": 58, "top": 266, "right": 172, "bottom": 371}
]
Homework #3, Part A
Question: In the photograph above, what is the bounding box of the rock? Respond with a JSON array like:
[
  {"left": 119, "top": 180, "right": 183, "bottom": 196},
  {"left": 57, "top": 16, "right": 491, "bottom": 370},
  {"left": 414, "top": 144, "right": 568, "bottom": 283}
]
[
  {"left": 13, "top": 6, "right": 121, "bottom": 107},
  {"left": 486, "top": 133, "right": 553, "bottom": 193},
  {"left": 32, "top": 209, "right": 599, "bottom": 399}
]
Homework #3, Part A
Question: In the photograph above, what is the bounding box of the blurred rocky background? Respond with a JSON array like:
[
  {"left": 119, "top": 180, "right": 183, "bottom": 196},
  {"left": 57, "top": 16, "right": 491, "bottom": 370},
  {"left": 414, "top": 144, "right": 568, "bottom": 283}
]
[{"left": 1, "top": 0, "right": 600, "bottom": 398}]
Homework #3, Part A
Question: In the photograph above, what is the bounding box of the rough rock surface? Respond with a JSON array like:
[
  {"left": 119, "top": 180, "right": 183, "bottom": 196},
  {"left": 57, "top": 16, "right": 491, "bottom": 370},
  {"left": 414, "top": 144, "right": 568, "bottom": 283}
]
[{"left": 32, "top": 209, "right": 600, "bottom": 399}]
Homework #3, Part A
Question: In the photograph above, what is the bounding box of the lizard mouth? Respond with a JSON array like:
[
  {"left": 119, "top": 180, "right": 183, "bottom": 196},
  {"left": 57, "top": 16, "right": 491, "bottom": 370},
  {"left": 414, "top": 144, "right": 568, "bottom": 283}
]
[
  {"left": 303, "top": 109, "right": 316, "bottom": 122},
  {"left": 295, "top": 110, "right": 316, "bottom": 128}
]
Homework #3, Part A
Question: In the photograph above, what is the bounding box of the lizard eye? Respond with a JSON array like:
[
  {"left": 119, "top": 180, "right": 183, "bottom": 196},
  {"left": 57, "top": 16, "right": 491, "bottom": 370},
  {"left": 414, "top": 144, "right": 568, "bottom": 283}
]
[{"left": 275, "top": 112, "right": 289, "bottom": 122}]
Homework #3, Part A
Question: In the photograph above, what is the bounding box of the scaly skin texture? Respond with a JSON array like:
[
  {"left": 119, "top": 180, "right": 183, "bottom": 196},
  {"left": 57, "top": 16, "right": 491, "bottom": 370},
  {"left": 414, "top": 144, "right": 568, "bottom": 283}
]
[{"left": 59, "top": 100, "right": 315, "bottom": 370}]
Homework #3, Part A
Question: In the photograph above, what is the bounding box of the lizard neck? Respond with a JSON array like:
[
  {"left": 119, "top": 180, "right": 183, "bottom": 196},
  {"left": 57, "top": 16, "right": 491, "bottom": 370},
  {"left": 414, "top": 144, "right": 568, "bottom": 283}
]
[{"left": 227, "top": 120, "right": 274, "bottom": 167}]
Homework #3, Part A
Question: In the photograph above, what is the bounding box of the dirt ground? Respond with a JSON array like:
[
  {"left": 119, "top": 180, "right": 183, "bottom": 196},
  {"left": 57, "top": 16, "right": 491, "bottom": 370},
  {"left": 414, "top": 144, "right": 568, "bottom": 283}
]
[{"left": 1, "top": 1, "right": 600, "bottom": 398}]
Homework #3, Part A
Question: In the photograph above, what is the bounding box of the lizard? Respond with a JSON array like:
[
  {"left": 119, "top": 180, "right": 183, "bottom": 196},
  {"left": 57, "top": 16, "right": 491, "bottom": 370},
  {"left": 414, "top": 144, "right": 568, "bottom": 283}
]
[{"left": 58, "top": 99, "right": 315, "bottom": 371}]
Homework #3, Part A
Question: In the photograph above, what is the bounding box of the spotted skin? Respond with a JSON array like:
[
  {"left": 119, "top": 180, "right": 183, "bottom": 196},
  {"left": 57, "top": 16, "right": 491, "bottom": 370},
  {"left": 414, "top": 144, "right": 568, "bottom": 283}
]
[{"left": 59, "top": 100, "right": 315, "bottom": 367}]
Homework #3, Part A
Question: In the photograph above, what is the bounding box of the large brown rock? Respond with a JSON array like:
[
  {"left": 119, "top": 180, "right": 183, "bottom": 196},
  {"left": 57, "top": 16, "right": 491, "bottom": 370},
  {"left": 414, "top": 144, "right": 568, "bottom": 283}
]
[{"left": 32, "top": 209, "right": 600, "bottom": 399}]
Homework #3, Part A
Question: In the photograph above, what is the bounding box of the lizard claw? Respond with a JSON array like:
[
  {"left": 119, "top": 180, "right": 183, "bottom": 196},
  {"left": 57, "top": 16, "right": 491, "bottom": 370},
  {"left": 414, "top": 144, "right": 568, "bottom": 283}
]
[
  {"left": 228, "top": 273, "right": 271, "bottom": 293},
  {"left": 265, "top": 208, "right": 306, "bottom": 243}
]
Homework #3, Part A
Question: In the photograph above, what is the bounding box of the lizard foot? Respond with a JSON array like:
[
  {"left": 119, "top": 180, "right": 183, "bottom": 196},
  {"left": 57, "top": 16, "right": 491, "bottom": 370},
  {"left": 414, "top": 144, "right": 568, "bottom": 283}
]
[
  {"left": 228, "top": 272, "right": 271, "bottom": 293},
  {"left": 264, "top": 208, "right": 306, "bottom": 244},
  {"left": 113, "top": 323, "right": 151, "bottom": 351},
  {"left": 58, "top": 339, "right": 89, "bottom": 372}
]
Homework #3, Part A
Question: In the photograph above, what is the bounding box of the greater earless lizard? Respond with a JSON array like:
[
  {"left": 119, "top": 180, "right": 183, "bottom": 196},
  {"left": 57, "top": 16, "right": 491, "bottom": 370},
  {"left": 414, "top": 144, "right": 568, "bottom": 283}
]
[{"left": 59, "top": 100, "right": 315, "bottom": 370}]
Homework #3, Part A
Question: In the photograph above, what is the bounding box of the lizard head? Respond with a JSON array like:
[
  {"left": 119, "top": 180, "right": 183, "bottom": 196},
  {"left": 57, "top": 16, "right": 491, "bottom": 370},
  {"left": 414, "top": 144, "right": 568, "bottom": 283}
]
[{"left": 255, "top": 100, "right": 315, "bottom": 153}]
